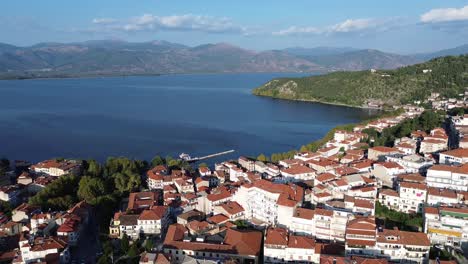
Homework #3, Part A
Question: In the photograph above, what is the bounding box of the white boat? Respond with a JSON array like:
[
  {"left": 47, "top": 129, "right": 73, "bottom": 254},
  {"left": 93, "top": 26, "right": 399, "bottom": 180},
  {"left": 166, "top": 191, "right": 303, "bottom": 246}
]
[{"left": 179, "top": 153, "right": 192, "bottom": 161}]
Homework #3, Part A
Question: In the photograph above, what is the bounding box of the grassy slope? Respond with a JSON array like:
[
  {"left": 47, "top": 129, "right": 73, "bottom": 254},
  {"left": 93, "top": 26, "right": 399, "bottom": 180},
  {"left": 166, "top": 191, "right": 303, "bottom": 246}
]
[{"left": 253, "top": 55, "right": 468, "bottom": 107}]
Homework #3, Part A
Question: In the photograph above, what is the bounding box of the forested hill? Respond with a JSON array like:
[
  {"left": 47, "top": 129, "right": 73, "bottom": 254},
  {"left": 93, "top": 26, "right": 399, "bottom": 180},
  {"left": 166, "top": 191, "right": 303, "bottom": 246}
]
[{"left": 252, "top": 55, "right": 468, "bottom": 108}]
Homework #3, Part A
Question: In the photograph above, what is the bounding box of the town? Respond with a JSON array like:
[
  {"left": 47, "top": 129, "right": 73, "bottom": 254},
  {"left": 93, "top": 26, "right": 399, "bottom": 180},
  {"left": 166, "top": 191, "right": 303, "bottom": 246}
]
[{"left": 1, "top": 91, "right": 468, "bottom": 264}]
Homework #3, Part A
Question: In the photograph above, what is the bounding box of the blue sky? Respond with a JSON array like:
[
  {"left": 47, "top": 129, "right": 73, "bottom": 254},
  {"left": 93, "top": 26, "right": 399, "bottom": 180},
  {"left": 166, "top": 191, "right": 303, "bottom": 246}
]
[{"left": 1, "top": 0, "right": 468, "bottom": 53}]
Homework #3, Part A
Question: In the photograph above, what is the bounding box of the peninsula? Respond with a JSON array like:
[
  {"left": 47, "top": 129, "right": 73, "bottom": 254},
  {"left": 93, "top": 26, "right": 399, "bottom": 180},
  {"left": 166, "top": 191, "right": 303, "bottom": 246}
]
[{"left": 253, "top": 55, "right": 468, "bottom": 108}]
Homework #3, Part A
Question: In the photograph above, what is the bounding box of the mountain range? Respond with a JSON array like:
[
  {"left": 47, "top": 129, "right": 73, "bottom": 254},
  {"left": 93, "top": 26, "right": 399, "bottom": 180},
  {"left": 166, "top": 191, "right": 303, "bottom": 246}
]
[{"left": 0, "top": 40, "right": 467, "bottom": 79}]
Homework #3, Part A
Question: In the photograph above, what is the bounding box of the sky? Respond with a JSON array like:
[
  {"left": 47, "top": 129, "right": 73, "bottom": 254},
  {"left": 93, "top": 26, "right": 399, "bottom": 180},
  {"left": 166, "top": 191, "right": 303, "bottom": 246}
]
[{"left": 1, "top": 0, "right": 468, "bottom": 54}]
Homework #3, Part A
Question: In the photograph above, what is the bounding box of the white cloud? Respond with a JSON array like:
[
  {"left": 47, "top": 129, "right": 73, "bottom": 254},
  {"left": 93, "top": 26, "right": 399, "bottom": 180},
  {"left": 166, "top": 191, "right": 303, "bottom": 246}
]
[
  {"left": 421, "top": 5, "right": 468, "bottom": 23},
  {"left": 92, "top": 18, "right": 116, "bottom": 25},
  {"left": 272, "top": 26, "right": 321, "bottom": 36},
  {"left": 90, "top": 14, "right": 245, "bottom": 34},
  {"left": 273, "top": 18, "right": 382, "bottom": 36},
  {"left": 329, "top": 18, "right": 374, "bottom": 33}
]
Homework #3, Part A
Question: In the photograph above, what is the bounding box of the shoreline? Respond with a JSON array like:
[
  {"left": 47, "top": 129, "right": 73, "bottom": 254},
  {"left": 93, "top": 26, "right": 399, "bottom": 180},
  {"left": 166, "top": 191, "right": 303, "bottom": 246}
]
[
  {"left": 253, "top": 93, "right": 384, "bottom": 111},
  {"left": 0, "top": 70, "right": 325, "bottom": 82}
]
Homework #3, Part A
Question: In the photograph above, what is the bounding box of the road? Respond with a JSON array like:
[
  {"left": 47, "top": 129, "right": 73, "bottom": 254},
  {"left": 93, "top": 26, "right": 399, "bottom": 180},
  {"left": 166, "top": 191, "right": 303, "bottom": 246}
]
[{"left": 70, "top": 212, "right": 101, "bottom": 264}]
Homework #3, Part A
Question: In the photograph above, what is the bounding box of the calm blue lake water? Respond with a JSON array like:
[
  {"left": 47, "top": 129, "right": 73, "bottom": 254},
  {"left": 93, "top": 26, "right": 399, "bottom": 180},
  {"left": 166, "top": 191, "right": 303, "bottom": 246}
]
[{"left": 0, "top": 73, "right": 378, "bottom": 163}]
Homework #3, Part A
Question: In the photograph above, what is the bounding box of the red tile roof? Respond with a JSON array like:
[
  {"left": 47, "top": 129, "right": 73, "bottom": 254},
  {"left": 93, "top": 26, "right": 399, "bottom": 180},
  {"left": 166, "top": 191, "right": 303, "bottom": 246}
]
[
  {"left": 293, "top": 208, "right": 314, "bottom": 220},
  {"left": 164, "top": 224, "right": 262, "bottom": 256}
]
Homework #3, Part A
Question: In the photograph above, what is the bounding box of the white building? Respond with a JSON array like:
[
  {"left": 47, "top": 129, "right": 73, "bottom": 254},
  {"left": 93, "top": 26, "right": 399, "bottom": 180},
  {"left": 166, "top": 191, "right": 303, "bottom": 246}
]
[
  {"left": 427, "top": 188, "right": 460, "bottom": 206},
  {"left": 18, "top": 236, "right": 70, "bottom": 264},
  {"left": 137, "top": 206, "right": 170, "bottom": 236},
  {"left": 263, "top": 227, "right": 318, "bottom": 263},
  {"left": 385, "top": 153, "right": 433, "bottom": 174},
  {"left": 425, "top": 206, "right": 468, "bottom": 248},
  {"left": 30, "top": 159, "right": 81, "bottom": 177},
  {"left": 379, "top": 182, "right": 427, "bottom": 214},
  {"left": 233, "top": 179, "right": 303, "bottom": 226},
  {"left": 439, "top": 148, "right": 468, "bottom": 165},
  {"left": 375, "top": 229, "right": 430, "bottom": 264},
  {"left": 426, "top": 164, "right": 468, "bottom": 191},
  {"left": 280, "top": 165, "right": 316, "bottom": 182}
]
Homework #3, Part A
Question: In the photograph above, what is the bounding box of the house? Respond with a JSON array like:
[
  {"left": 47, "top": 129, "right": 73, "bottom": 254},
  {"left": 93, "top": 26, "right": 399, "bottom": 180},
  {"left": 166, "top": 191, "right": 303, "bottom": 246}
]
[
  {"left": 176, "top": 210, "right": 204, "bottom": 226},
  {"left": 397, "top": 182, "right": 427, "bottom": 214},
  {"left": 30, "top": 213, "right": 56, "bottom": 235},
  {"left": 371, "top": 162, "right": 405, "bottom": 187},
  {"left": 318, "top": 146, "right": 341, "bottom": 158},
  {"left": 30, "top": 159, "right": 81, "bottom": 177},
  {"left": 147, "top": 165, "right": 168, "bottom": 189},
  {"left": 233, "top": 179, "right": 303, "bottom": 227},
  {"left": 439, "top": 148, "right": 468, "bottom": 165},
  {"left": 28, "top": 176, "right": 57, "bottom": 193},
  {"left": 0, "top": 185, "right": 21, "bottom": 206},
  {"left": 280, "top": 165, "right": 316, "bottom": 182},
  {"left": 345, "top": 217, "right": 377, "bottom": 257},
  {"left": 197, "top": 187, "right": 233, "bottom": 214},
  {"left": 111, "top": 213, "right": 140, "bottom": 239},
  {"left": 394, "top": 138, "right": 417, "bottom": 155},
  {"left": 238, "top": 156, "right": 256, "bottom": 172},
  {"left": 379, "top": 182, "right": 427, "bottom": 214},
  {"left": 308, "top": 159, "right": 340, "bottom": 174},
  {"left": 127, "top": 191, "right": 159, "bottom": 213},
  {"left": 424, "top": 206, "right": 468, "bottom": 248},
  {"left": 375, "top": 228, "right": 430, "bottom": 263},
  {"left": 174, "top": 178, "right": 194, "bottom": 194},
  {"left": 290, "top": 208, "right": 315, "bottom": 236},
  {"left": 229, "top": 166, "right": 246, "bottom": 182},
  {"left": 163, "top": 224, "right": 263, "bottom": 264},
  {"left": 264, "top": 227, "right": 318, "bottom": 263},
  {"left": 427, "top": 188, "right": 459, "bottom": 206},
  {"left": 294, "top": 152, "right": 321, "bottom": 162},
  {"left": 345, "top": 196, "right": 375, "bottom": 216},
  {"left": 139, "top": 252, "right": 171, "bottom": 264},
  {"left": 315, "top": 173, "right": 337, "bottom": 186},
  {"left": 18, "top": 235, "right": 70, "bottom": 264},
  {"left": 420, "top": 139, "right": 447, "bottom": 154},
  {"left": 57, "top": 201, "right": 91, "bottom": 246},
  {"left": 213, "top": 201, "right": 245, "bottom": 221},
  {"left": 17, "top": 172, "right": 33, "bottom": 186},
  {"left": 367, "top": 147, "right": 400, "bottom": 161},
  {"left": 350, "top": 159, "right": 374, "bottom": 173},
  {"left": 426, "top": 164, "right": 468, "bottom": 191},
  {"left": 12, "top": 203, "right": 40, "bottom": 223},
  {"left": 385, "top": 153, "right": 433, "bottom": 174},
  {"left": 198, "top": 166, "right": 211, "bottom": 176},
  {"left": 279, "top": 159, "right": 304, "bottom": 168},
  {"left": 137, "top": 206, "right": 170, "bottom": 237},
  {"left": 419, "top": 128, "right": 448, "bottom": 154}
]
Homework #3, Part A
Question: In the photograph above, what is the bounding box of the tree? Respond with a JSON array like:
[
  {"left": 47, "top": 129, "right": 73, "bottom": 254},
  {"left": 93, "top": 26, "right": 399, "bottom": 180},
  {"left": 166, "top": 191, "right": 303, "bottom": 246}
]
[
  {"left": 97, "top": 255, "right": 110, "bottom": 264},
  {"left": 198, "top": 163, "right": 208, "bottom": 168},
  {"left": 144, "top": 239, "right": 154, "bottom": 252},
  {"left": 0, "top": 201, "right": 12, "bottom": 217},
  {"left": 0, "top": 158, "right": 10, "bottom": 177},
  {"left": 114, "top": 172, "right": 141, "bottom": 194},
  {"left": 257, "top": 154, "right": 268, "bottom": 162},
  {"left": 299, "top": 145, "right": 308, "bottom": 152},
  {"left": 86, "top": 159, "right": 102, "bottom": 177},
  {"left": 121, "top": 234, "right": 130, "bottom": 253},
  {"left": 29, "top": 175, "right": 80, "bottom": 210},
  {"left": 150, "top": 155, "right": 165, "bottom": 167},
  {"left": 127, "top": 243, "right": 140, "bottom": 257},
  {"left": 78, "top": 176, "right": 106, "bottom": 204}
]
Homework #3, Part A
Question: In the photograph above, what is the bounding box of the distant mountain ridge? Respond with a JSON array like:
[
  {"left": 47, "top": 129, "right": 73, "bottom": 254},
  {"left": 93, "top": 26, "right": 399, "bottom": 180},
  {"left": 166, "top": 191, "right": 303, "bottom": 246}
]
[{"left": 0, "top": 40, "right": 467, "bottom": 79}]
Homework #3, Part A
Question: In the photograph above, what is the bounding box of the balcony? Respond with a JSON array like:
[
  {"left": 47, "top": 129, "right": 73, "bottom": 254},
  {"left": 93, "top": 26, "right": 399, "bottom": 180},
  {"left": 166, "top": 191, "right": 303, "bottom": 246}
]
[{"left": 404, "top": 247, "right": 428, "bottom": 252}]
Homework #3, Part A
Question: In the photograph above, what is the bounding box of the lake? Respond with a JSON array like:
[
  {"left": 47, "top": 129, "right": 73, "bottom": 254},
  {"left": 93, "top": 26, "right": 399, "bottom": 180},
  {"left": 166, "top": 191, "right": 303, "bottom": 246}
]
[{"left": 0, "top": 73, "right": 378, "bottom": 163}]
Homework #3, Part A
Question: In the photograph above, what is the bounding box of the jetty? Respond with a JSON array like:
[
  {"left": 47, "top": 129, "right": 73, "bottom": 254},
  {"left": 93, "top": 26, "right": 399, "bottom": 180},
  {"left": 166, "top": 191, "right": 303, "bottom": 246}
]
[{"left": 179, "top": 150, "right": 235, "bottom": 162}]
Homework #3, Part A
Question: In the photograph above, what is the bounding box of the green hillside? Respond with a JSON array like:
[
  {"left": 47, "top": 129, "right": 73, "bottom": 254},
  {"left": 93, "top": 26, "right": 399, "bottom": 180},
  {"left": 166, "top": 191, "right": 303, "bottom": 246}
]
[{"left": 253, "top": 55, "right": 468, "bottom": 107}]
